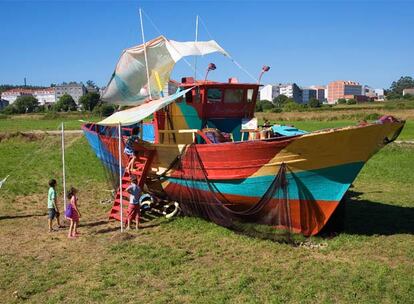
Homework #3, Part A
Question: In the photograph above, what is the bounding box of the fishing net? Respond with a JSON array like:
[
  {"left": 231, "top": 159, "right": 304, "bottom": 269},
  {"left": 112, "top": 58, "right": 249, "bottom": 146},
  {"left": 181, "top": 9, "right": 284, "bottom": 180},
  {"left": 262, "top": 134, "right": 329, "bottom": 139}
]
[
  {"left": 164, "top": 144, "right": 325, "bottom": 238},
  {"left": 83, "top": 124, "right": 127, "bottom": 190}
]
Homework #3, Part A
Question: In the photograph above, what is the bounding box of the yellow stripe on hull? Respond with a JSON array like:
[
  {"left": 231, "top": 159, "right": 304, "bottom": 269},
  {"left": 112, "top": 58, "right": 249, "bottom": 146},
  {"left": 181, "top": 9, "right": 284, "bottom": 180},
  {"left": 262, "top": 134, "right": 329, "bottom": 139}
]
[{"left": 251, "top": 122, "right": 404, "bottom": 177}]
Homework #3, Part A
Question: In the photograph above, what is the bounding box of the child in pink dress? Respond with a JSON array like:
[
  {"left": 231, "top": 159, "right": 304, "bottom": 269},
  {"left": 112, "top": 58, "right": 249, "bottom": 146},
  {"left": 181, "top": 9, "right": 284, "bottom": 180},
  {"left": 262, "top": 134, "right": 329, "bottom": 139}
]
[{"left": 66, "top": 187, "right": 81, "bottom": 238}]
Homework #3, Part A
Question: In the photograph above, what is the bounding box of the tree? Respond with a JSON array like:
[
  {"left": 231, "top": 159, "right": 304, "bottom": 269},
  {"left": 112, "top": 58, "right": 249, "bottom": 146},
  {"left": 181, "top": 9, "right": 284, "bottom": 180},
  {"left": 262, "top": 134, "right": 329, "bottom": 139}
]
[
  {"left": 403, "top": 93, "right": 414, "bottom": 100},
  {"left": 337, "top": 98, "right": 347, "bottom": 104},
  {"left": 255, "top": 100, "right": 263, "bottom": 112},
  {"left": 283, "top": 100, "right": 303, "bottom": 112},
  {"left": 55, "top": 94, "right": 77, "bottom": 111},
  {"left": 86, "top": 80, "right": 97, "bottom": 88},
  {"left": 308, "top": 98, "right": 321, "bottom": 108},
  {"left": 261, "top": 100, "right": 274, "bottom": 111},
  {"left": 14, "top": 95, "right": 39, "bottom": 113},
  {"left": 78, "top": 92, "right": 100, "bottom": 111},
  {"left": 389, "top": 76, "right": 414, "bottom": 97},
  {"left": 346, "top": 98, "right": 357, "bottom": 105},
  {"left": 93, "top": 103, "right": 116, "bottom": 117},
  {"left": 2, "top": 104, "right": 17, "bottom": 115},
  {"left": 273, "top": 95, "right": 289, "bottom": 108}
]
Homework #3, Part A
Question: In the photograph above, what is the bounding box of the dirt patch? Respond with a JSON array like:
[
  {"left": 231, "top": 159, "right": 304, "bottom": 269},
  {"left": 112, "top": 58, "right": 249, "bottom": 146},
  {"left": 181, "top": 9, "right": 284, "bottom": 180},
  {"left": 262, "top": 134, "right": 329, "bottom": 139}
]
[
  {"left": 109, "top": 232, "right": 136, "bottom": 242},
  {"left": 0, "top": 132, "right": 46, "bottom": 142}
]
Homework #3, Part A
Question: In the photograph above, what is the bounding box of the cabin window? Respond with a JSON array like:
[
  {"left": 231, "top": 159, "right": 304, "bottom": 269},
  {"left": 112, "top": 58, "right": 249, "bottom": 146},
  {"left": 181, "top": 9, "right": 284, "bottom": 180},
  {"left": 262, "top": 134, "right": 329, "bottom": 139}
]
[
  {"left": 193, "top": 88, "right": 201, "bottom": 103},
  {"left": 224, "top": 89, "right": 244, "bottom": 103},
  {"left": 247, "top": 89, "right": 256, "bottom": 103},
  {"left": 185, "top": 91, "right": 193, "bottom": 103},
  {"left": 185, "top": 88, "right": 200, "bottom": 103},
  {"left": 207, "top": 88, "right": 222, "bottom": 103}
]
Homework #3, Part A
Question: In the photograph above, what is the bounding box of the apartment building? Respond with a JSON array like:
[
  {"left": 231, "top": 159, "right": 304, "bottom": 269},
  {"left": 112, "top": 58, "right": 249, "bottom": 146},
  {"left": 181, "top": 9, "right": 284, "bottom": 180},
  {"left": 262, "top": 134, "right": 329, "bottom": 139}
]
[
  {"left": 279, "top": 83, "right": 303, "bottom": 104},
  {"left": 33, "top": 88, "right": 56, "bottom": 105},
  {"left": 310, "top": 85, "right": 326, "bottom": 102},
  {"left": 327, "top": 80, "right": 362, "bottom": 104},
  {"left": 55, "top": 82, "right": 86, "bottom": 103},
  {"left": 1, "top": 88, "right": 34, "bottom": 104},
  {"left": 302, "top": 88, "right": 317, "bottom": 103},
  {"left": 259, "top": 84, "right": 280, "bottom": 101}
]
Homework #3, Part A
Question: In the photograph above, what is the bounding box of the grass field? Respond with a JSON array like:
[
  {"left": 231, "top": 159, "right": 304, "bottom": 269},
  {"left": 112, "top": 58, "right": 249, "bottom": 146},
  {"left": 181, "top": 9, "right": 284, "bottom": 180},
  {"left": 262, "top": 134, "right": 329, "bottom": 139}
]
[
  {"left": 0, "top": 117, "right": 413, "bottom": 303},
  {"left": 0, "top": 113, "right": 99, "bottom": 132}
]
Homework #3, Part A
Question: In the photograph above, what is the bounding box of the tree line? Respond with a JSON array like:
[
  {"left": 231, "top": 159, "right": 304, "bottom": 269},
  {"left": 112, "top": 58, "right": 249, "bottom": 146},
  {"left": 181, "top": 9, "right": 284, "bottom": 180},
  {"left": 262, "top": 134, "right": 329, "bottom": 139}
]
[
  {"left": 256, "top": 95, "right": 322, "bottom": 113},
  {"left": 1, "top": 92, "right": 116, "bottom": 117},
  {"left": 386, "top": 76, "right": 414, "bottom": 100}
]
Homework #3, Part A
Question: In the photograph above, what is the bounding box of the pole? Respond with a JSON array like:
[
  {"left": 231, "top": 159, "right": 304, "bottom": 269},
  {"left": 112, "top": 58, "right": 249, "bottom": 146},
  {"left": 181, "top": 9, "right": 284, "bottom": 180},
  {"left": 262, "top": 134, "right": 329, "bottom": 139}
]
[
  {"left": 118, "top": 122, "right": 124, "bottom": 232},
  {"left": 139, "top": 8, "right": 152, "bottom": 100},
  {"left": 194, "top": 15, "right": 199, "bottom": 81},
  {"left": 61, "top": 122, "right": 67, "bottom": 212}
]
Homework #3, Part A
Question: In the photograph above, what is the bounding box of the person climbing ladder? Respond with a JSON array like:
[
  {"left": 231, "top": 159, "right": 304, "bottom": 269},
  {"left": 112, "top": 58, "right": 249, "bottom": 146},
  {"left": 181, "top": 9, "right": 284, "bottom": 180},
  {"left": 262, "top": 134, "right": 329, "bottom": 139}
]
[{"left": 124, "top": 126, "right": 141, "bottom": 173}]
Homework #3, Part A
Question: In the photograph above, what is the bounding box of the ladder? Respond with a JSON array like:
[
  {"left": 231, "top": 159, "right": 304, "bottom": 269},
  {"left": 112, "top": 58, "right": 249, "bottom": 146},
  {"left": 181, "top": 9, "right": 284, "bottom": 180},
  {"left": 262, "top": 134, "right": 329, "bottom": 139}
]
[{"left": 109, "top": 149, "right": 155, "bottom": 222}]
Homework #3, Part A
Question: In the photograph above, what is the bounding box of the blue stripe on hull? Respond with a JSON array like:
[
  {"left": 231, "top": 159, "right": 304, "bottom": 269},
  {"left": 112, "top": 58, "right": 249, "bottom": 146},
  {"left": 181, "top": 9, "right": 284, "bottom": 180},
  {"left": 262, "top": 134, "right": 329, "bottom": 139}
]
[
  {"left": 166, "top": 162, "right": 365, "bottom": 202},
  {"left": 83, "top": 130, "right": 122, "bottom": 173}
]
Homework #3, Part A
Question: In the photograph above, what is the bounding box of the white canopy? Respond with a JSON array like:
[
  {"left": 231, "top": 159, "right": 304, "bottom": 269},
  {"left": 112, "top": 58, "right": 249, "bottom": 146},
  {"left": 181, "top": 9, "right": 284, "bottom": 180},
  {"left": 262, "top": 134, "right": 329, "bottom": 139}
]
[
  {"left": 98, "top": 88, "right": 193, "bottom": 126},
  {"left": 101, "top": 36, "right": 228, "bottom": 106}
]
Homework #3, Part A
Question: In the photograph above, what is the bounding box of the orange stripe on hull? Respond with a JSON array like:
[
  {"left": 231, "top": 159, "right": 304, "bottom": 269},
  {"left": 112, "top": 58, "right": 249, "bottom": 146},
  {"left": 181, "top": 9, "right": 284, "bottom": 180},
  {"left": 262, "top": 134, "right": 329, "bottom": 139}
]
[{"left": 219, "top": 193, "right": 339, "bottom": 236}]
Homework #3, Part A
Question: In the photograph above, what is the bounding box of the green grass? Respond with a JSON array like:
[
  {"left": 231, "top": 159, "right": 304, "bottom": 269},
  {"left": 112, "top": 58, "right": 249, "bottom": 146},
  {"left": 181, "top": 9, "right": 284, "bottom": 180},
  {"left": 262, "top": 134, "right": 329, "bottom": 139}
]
[
  {"left": 0, "top": 113, "right": 100, "bottom": 132},
  {"left": 1, "top": 113, "right": 414, "bottom": 141},
  {"left": 0, "top": 135, "right": 106, "bottom": 200},
  {"left": 0, "top": 122, "right": 413, "bottom": 303}
]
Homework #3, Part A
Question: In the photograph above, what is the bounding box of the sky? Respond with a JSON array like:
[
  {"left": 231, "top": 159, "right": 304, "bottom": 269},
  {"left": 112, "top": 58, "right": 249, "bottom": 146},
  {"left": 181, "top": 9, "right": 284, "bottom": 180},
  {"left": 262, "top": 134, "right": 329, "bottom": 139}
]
[{"left": 0, "top": 0, "right": 413, "bottom": 89}]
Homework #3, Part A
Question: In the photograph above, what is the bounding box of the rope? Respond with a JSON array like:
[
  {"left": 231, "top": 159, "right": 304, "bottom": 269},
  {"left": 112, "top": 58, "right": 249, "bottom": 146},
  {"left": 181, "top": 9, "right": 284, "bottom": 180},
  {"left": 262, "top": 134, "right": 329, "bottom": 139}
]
[
  {"left": 143, "top": 10, "right": 257, "bottom": 82},
  {"left": 198, "top": 16, "right": 258, "bottom": 83},
  {"left": 142, "top": 10, "right": 203, "bottom": 80}
]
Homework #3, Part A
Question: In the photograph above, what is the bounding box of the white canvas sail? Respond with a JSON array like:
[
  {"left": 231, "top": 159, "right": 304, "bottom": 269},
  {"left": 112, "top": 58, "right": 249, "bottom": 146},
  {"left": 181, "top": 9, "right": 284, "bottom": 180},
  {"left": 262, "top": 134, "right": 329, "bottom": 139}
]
[
  {"left": 101, "top": 36, "right": 228, "bottom": 105},
  {"left": 98, "top": 88, "right": 192, "bottom": 126}
]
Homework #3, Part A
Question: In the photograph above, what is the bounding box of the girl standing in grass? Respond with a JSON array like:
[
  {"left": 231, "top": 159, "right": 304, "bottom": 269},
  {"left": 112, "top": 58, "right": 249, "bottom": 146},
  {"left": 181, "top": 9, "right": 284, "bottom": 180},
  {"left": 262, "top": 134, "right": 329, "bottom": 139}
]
[{"left": 66, "top": 187, "right": 81, "bottom": 238}]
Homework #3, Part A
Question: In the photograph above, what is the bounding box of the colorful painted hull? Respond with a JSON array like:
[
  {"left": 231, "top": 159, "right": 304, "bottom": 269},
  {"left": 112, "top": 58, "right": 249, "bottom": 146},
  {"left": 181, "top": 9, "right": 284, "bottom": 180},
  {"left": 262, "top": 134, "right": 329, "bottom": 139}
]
[
  {"left": 83, "top": 120, "right": 404, "bottom": 235},
  {"left": 153, "top": 122, "right": 404, "bottom": 235}
]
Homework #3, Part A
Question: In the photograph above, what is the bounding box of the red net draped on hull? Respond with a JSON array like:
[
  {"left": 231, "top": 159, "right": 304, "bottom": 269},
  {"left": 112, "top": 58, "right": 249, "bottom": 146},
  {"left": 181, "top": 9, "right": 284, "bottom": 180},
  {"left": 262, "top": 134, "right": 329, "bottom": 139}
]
[
  {"left": 165, "top": 144, "right": 326, "bottom": 237},
  {"left": 165, "top": 144, "right": 294, "bottom": 236}
]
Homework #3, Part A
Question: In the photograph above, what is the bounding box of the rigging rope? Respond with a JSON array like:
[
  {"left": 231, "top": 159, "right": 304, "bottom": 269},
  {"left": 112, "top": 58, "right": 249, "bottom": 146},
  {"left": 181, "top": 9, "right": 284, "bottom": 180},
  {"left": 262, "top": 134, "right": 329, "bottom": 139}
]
[
  {"left": 142, "top": 10, "right": 258, "bottom": 83},
  {"left": 142, "top": 10, "right": 204, "bottom": 80},
  {"left": 198, "top": 16, "right": 258, "bottom": 83}
]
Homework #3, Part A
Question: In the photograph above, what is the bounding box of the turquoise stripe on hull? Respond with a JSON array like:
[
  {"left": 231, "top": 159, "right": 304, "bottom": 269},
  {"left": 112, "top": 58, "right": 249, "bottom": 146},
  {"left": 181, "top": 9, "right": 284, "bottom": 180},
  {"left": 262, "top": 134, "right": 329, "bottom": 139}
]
[{"left": 166, "top": 162, "right": 365, "bottom": 202}]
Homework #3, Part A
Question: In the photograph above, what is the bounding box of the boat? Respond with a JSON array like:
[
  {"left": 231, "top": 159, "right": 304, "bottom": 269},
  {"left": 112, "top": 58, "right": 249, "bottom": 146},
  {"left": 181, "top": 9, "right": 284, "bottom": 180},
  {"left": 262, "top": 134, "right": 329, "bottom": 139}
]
[{"left": 82, "top": 34, "right": 405, "bottom": 236}]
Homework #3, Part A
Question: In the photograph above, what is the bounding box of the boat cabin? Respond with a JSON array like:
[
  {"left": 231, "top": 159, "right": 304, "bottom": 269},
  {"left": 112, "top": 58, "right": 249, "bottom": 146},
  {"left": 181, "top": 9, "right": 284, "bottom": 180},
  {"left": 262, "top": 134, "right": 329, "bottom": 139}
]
[{"left": 153, "top": 77, "right": 260, "bottom": 144}]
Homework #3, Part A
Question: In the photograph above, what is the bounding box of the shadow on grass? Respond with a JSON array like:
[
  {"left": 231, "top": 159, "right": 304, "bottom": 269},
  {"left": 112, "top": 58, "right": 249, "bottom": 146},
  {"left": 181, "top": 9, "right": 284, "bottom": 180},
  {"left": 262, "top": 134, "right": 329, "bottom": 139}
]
[
  {"left": 0, "top": 212, "right": 46, "bottom": 221},
  {"left": 324, "top": 190, "right": 414, "bottom": 236},
  {"left": 81, "top": 220, "right": 108, "bottom": 228},
  {"left": 94, "top": 216, "right": 168, "bottom": 234}
]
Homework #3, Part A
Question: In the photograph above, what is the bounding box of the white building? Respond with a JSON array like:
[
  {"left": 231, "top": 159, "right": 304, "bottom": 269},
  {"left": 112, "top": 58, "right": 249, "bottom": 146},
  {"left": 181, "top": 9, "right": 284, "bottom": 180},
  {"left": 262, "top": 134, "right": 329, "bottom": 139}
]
[
  {"left": 279, "top": 83, "right": 302, "bottom": 103},
  {"left": 259, "top": 84, "right": 280, "bottom": 102},
  {"left": 403, "top": 88, "right": 414, "bottom": 96},
  {"left": 374, "top": 89, "right": 385, "bottom": 101},
  {"left": 33, "top": 88, "right": 56, "bottom": 105},
  {"left": 0, "top": 89, "right": 34, "bottom": 104},
  {"left": 363, "top": 86, "right": 377, "bottom": 98}
]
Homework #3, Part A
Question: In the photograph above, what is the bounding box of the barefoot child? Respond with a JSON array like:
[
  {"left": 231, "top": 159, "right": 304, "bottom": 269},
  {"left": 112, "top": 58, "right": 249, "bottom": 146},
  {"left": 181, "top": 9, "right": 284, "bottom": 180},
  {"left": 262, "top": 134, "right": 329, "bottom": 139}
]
[
  {"left": 47, "top": 179, "right": 63, "bottom": 232},
  {"left": 124, "top": 126, "right": 140, "bottom": 173},
  {"left": 126, "top": 176, "right": 141, "bottom": 230},
  {"left": 66, "top": 187, "right": 81, "bottom": 238}
]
